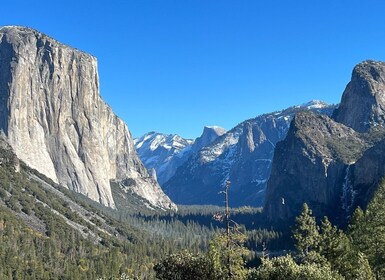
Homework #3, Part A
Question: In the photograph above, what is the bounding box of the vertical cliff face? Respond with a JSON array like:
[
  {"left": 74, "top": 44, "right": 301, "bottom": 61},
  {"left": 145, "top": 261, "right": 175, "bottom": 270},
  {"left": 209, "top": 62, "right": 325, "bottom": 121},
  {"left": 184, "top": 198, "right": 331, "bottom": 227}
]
[
  {"left": 333, "top": 60, "right": 385, "bottom": 132},
  {"left": 264, "top": 112, "right": 370, "bottom": 222},
  {"left": 190, "top": 126, "right": 227, "bottom": 154},
  {"left": 265, "top": 60, "right": 385, "bottom": 224},
  {"left": 350, "top": 139, "right": 385, "bottom": 209},
  {"left": 0, "top": 26, "right": 176, "bottom": 210}
]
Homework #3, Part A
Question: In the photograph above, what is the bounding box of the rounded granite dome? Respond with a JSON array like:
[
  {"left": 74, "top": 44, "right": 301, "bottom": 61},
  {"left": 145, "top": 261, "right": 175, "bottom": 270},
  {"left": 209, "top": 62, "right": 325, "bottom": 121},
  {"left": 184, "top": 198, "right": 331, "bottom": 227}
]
[{"left": 333, "top": 60, "right": 385, "bottom": 132}]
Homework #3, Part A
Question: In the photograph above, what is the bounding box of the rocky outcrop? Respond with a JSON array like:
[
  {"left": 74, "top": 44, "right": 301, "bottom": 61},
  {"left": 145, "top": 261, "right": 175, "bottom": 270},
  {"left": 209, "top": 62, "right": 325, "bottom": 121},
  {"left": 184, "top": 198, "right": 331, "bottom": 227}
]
[
  {"left": 333, "top": 60, "right": 385, "bottom": 132},
  {"left": 265, "top": 60, "right": 385, "bottom": 224},
  {"left": 163, "top": 101, "right": 335, "bottom": 207},
  {"left": 190, "top": 126, "right": 227, "bottom": 153},
  {"left": 0, "top": 26, "right": 175, "bottom": 210},
  {"left": 263, "top": 111, "right": 378, "bottom": 222}
]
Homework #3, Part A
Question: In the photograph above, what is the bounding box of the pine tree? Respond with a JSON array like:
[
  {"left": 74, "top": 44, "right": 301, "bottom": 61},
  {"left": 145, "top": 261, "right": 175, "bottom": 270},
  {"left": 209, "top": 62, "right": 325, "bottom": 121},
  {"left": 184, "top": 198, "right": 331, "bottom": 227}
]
[
  {"left": 208, "top": 231, "right": 248, "bottom": 280},
  {"left": 292, "top": 203, "right": 319, "bottom": 256},
  {"left": 320, "top": 217, "right": 373, "bottom": 280},
  {"left": 349, "top": 178, "right": 385, "bottom": 279}
]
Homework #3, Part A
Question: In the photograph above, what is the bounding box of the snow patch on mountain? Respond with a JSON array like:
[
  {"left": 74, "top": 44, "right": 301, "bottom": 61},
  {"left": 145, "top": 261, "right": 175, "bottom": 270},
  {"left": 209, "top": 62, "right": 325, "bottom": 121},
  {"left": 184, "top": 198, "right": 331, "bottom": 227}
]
[
  {"left": 164, "top": 101, "right": 337, "bottom": 207},
  {"left": 135, "top": 126, "right": 226, "bottom": 185}
]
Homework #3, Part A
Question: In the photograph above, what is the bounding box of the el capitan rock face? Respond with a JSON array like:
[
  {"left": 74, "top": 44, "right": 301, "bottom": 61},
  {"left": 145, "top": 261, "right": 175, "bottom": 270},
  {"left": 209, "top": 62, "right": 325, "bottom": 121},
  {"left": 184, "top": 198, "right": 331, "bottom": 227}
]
[
  {"left": 0, "top": 26, "right": 175, "bottom": 210},
  {"left": 265, "top": 60, "right": 385, "bottom": 224}
]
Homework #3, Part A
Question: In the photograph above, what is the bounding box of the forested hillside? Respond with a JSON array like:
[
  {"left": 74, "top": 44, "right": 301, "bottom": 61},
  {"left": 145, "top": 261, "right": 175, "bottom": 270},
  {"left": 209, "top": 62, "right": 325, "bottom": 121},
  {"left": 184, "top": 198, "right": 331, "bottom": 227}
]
[{"left": 0, "top": 137, "right": 281, "bottom": 279}]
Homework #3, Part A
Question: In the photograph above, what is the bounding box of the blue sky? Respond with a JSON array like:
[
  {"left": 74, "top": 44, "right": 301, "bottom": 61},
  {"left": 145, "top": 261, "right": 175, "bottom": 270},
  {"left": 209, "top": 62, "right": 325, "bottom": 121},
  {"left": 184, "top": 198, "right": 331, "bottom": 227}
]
[{"left": 3, "top": 1, "right": 385, "bottom": 139}]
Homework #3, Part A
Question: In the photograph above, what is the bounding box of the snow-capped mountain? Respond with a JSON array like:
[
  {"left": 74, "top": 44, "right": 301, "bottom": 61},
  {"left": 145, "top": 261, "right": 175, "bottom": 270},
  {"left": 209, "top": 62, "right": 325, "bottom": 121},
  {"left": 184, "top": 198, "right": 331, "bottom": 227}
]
[
  {"left": 135, "top": 126, "right": 227, "bottom": 185},
  {"left": 163, "top": 101, "right": 337, "bottom": 207},
  {"left": 134, "top": 133, "right": 194, "bottom": 185}
]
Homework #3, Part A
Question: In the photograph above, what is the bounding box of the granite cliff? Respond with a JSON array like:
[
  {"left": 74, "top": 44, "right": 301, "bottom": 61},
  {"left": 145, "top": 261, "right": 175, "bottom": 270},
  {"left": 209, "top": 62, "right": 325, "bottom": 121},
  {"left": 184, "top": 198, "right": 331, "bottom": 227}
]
[
  {"left": 265, "top": 60, "right": 385, "bottom": 224},
  {"left": 0, "top": 26, "right": 175, "bottom": 210},
  {"left": 333, "top": 60, "right": 385, "bottom": 132}
]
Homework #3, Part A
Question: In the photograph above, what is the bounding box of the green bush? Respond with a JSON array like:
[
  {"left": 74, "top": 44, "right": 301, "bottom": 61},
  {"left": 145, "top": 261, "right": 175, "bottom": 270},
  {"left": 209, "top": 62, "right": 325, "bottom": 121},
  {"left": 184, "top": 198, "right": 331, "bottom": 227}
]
[
  {"left": 154, "top": 251, "right": 215, "bottom": 280},
  {"left": 247, "top": 255, "right": 343, "bottom": 280}
]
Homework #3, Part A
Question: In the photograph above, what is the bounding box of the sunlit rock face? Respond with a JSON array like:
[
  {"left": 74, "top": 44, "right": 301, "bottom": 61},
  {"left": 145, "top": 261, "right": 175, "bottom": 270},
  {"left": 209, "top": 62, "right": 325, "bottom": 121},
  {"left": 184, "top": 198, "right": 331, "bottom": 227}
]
[{"left": 0, "top": 26, "right": 176, "bottom": 210}]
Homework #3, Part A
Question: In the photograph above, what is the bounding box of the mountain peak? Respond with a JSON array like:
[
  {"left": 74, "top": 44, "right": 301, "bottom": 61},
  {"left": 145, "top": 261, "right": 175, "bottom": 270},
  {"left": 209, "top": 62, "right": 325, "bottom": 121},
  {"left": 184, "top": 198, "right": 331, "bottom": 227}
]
[
  {"left": 301, "top": 100, "right": 329, "bottom": 109},
  {"left": 204, "top": 125, "right": 226, "bottom": 130},
  {"left": 163, "top": 101, "right": 336, "bottom": 207},
  {"left": 333, "top": 60, "right": 385, "bottom": 132},
  {"left": 134, "top": 132, "right": 194, "bottom": 185},
  {"left": 192, "top": 125, "right": 227, "bottom": 153}
]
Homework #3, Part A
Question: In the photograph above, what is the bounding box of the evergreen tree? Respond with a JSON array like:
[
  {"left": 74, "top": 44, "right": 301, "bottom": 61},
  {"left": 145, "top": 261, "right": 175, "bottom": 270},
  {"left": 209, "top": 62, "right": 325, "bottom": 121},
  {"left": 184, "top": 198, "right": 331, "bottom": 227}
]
[
  {"left": 292, "top": 203, "right": 319, "bottom": 256},
  {"left": 247, "top": 254, "right": 343, "bottom": 280},
  {"left": 154, "top": 251, "right": 214, "bottom": 280},
  {"left": 318, "top": 216, "right": 373, "bottom": 279},
  {"left": 349, "top": 178, "right": 385, "bottom": 279},
  {"left": 208, "top": 232, "right": 249, "bottom": 280}
]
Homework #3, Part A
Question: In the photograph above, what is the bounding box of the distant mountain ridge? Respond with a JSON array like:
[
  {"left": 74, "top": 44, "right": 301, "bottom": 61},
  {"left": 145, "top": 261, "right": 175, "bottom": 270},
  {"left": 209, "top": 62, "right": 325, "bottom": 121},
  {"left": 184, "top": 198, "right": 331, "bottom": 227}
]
[
  {"left": 134, "top": 126, "right": 226, "bottom": 185},
  {"left": 136, "top": 101, "right": 336, "bottom": 207},
  {"left": 134, "top": 132, "right": 194, "bottom": 185}
]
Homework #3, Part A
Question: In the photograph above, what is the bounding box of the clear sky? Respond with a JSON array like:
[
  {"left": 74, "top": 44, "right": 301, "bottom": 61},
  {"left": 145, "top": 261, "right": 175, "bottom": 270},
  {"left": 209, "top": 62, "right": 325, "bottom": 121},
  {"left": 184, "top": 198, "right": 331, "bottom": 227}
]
[{"left": 2, "top": 1, "right": 385, "bottom": 139}]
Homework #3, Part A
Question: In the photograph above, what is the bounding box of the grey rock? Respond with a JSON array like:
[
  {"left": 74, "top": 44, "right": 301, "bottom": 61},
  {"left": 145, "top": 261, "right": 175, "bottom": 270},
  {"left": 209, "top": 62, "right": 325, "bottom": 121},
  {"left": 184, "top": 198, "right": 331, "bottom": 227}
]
[
  {"left": 0, "top": 26, "right": 176, "bottom": 210},
  {"left": 333, "top": 60, "right": 385, "bottom": 132},
  {"left": 348, "top": 138, "right": 385, "bottom": 211},
  {"left": 265, "top": 60, "right": 385, "bottom": 224},
  {"left": 190, "top": 126, "right": 227, "bottom": 153},
  {"left": 264, "top": 111, "right": 376, "bottom": 222}
]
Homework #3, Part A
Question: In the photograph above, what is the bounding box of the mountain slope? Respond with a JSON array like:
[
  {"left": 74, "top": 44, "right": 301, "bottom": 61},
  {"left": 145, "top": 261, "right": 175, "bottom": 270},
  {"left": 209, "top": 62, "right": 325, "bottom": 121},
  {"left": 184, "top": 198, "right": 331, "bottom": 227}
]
[
  {"left": 163, "top": 101, "right": 336, "bottom": 207},
  {"left": 0, "top": 136, "right": 216, "bottom": 278},
  {"left": 0, "top": 26, "right": 175, "bottom": 210},
  {"left": 0, "top": 136, "right": 143, "bottom": 278}
]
